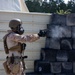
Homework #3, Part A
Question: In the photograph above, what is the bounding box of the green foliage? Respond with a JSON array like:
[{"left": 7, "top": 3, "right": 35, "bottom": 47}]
[
  {"left": 25, "top": 0, "right": 75, "bottom": 14},
  {"left": 56, "top": 9, "right": 71, "bottom": 14},
  {"left": 25, "top": 0, "right": 42, "bottom": 12}
]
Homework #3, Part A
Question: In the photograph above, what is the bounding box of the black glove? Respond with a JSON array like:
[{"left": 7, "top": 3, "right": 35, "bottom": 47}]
[{"left": 38, "top": 29, "right": 47, "bottom": 37}]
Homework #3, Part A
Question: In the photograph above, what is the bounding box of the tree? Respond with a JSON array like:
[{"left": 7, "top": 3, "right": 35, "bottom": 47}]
[
  {"left": 49, "top": 1, "right": 58, "bottom": 13},
  {"left": 57, "top": 2, "right": 67, "bottom": 11},
  {"left": 25, "top": 0, "right": 42, "bottom": 12},
  {"left": 25, "top": 0, "right": 74, "bottom": 13},
  {"left": 42, "top": 2, "right": 50, "bottom": 13},
  {"left": 67, "top": 0, "right": 75, "bottom": 13}
]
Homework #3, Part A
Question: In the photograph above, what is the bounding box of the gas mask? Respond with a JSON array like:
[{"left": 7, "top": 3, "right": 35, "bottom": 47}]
[{"left": 15, "top": 25, "right": 24, "bottom": 35}]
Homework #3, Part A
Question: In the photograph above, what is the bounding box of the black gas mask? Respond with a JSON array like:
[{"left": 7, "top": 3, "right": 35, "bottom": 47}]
[{"left": 15, "top": 24, "right": 24, "bottom": 35}]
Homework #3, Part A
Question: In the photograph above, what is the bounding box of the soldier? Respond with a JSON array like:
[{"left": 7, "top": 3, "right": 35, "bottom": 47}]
[{"left": 3, "top": 19, "right": 46, "bottom": 75}]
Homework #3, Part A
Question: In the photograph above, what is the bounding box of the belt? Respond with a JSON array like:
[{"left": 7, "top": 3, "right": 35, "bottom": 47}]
[
  {"left": 6, "top": 56, "right": 28, "bottom": 59},
  {"left": 6, "top": 56, "right": 21, "bottom": 64}
]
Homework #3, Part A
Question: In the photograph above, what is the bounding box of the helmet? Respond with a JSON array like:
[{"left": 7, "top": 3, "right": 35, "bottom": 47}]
[
  {"left": 9, "top": 19, "right": 22, "bottom": 28},
  {"left": 9, "top": 19, "right": 24, "bottom": 35}
]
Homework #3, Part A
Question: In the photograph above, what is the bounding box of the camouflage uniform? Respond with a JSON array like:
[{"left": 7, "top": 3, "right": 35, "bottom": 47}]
[{"left": 3, "top": 19, "right": 40, "bottom": 75}]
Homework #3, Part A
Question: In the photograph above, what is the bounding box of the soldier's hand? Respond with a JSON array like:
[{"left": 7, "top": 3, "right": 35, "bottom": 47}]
[{"left": 38, "top": 29, "right": 47, "bottom": 37}]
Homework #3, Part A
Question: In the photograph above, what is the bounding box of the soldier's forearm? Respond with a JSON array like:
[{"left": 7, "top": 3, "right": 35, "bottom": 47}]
[{"left": 27, "top": 34, "right": 40, "bottom": 42}]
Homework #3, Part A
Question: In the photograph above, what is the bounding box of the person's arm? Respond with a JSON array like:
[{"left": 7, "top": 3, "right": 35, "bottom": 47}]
[
  {"left": 8, "top": 33, "right": 40, "bottom": 43},
  {"left": 8, "top": 29, "right": 47, "bottom": 43}
]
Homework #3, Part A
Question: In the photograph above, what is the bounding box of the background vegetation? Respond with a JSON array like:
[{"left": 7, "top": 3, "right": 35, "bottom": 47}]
[{"left": 25, "top": 0, "right": 75, "bottom": 14}]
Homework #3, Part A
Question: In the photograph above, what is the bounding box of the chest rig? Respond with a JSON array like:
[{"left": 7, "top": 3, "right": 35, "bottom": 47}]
[{"left": 3, "top": 32, "right": 26, "bottom": 54}]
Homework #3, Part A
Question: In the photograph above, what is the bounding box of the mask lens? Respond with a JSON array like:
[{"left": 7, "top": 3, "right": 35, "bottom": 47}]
[
  {"left": 19, "top": 27, "right": 24, "bottom": 35},
  {"left": 16, "top": 25, "right": 24, "bottom": 35}
]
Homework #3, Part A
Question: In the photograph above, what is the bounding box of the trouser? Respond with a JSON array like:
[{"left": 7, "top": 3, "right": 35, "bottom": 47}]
[{"left": 3, "top": 57, "right": 26, "bottom": 75}]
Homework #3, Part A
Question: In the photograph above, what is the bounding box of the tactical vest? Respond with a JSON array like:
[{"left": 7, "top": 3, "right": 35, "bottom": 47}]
[{"left": 3, "top": 32, "right": 26, "bottom": 54}]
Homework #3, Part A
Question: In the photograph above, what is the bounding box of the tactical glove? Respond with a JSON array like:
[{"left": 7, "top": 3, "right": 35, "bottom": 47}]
[{"left": 38, "top": 29, "right": 47, "bottom": 37}]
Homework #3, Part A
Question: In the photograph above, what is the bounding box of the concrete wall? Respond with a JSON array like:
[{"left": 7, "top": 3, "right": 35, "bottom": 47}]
[{"left": 0, "top": 11, "right": 51, "bottom": 74}]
